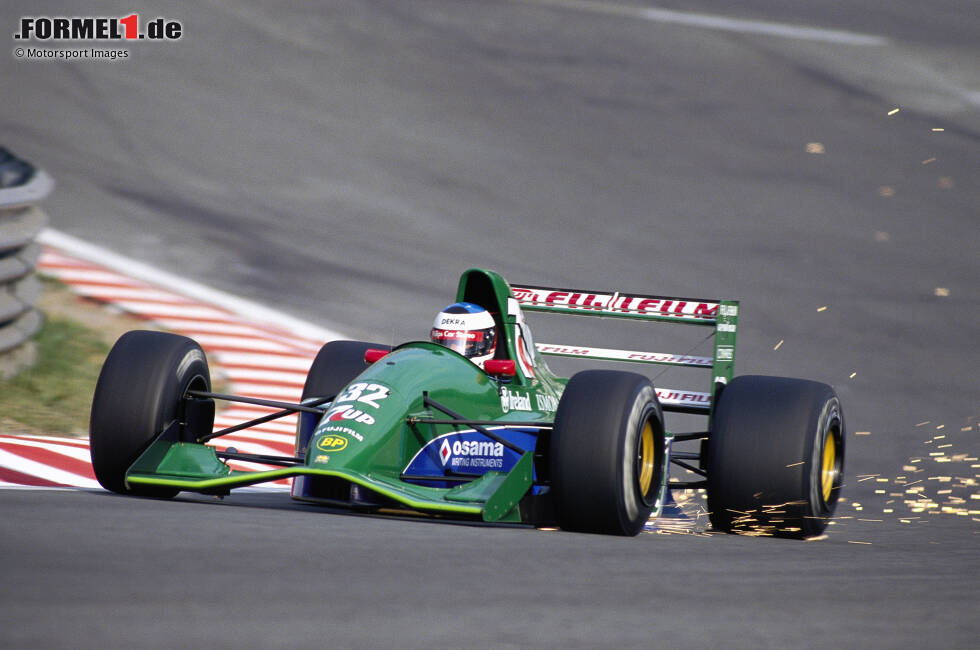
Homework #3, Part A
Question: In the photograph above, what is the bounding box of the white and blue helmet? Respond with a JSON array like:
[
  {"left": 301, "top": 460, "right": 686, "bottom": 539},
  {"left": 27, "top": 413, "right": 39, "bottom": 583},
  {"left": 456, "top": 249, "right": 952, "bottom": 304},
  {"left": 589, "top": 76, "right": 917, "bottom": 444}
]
[{"left": 430, "top": 302, "right": 497, "bottom": 368}]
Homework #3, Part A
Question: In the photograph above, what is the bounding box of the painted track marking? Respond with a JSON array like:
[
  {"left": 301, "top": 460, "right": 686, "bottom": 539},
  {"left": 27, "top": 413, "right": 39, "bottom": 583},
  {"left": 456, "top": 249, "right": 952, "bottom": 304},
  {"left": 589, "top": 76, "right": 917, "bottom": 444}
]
[
  {"left": 0, "top": 228, "right": 350, "bottom": 489},
  {"left": 515, "top": 0, "right": 889, "bottom": 46}
]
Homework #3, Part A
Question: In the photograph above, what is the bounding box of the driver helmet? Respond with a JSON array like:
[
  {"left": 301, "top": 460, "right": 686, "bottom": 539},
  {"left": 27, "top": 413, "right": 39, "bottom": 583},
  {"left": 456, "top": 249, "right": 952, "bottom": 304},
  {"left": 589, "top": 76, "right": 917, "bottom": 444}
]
[{"left": 430, "top": 302, "right": 497, "bottom": 368}]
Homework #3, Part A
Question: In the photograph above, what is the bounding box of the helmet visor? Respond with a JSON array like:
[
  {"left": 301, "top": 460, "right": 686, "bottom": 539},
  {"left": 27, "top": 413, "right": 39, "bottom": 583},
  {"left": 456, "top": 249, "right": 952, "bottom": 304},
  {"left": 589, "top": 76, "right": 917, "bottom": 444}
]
[{"left": 430, "top": 327, "right": 496, "bottom": 359}]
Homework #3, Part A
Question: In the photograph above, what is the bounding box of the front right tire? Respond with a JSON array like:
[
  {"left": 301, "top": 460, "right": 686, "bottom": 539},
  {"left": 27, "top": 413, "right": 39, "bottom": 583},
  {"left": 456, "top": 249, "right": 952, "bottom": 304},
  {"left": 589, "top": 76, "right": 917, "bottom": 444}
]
[{"left": 90, "top": 330, "right": 213, "bottom": 497}]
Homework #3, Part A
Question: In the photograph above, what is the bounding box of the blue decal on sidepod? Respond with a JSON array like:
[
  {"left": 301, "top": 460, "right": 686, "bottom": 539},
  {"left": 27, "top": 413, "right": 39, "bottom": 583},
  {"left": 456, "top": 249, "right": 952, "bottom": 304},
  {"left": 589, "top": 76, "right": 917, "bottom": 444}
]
[{"left": 403, "top": 428, "right": 540, "bottom": 489}]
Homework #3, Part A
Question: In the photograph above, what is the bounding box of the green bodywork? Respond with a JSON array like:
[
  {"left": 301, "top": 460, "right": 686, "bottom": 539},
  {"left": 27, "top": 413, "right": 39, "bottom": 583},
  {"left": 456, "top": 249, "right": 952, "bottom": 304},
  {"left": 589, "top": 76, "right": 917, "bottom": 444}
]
[{"left": 124, "top": 268, "right": 737, "bottom": 524}]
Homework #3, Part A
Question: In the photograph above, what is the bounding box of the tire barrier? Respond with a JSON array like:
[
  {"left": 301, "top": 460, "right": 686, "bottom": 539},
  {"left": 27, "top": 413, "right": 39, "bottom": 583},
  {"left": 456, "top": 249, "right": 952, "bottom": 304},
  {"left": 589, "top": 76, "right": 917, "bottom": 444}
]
[{"left": 0, "top": 147, "right": 54, "bottom": 378}]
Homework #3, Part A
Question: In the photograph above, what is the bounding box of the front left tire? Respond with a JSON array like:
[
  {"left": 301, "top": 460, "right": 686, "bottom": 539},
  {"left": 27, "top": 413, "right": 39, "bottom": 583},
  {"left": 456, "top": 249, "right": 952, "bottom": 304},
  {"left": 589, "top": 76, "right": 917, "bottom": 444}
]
[{"left": 549, "top": 370, "right": 666, "bottom": 536}]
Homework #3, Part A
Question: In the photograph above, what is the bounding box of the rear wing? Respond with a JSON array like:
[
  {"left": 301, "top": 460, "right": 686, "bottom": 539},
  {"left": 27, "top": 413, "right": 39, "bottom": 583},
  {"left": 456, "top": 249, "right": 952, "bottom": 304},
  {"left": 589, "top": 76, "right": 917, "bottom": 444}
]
[{"left": 511, "top": 285, "right": 738, "bottom": 415}]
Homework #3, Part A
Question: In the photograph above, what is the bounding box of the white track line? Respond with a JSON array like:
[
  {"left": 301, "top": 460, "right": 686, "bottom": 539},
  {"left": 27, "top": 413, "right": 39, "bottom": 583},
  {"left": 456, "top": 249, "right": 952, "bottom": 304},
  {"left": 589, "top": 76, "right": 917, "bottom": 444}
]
[
  {"left": 216, "top": 353, "right": 315, "bottom": 371},
  {"left": 0, "top": 449, "right": 100, "bottom": 488},
  {"left": 38, "top": 228, "right": 345, "bottom": 343},
  {"left": 67, "top": 286, "right": 199, "bottom": 303},
  {"left": 223, "top": 384, "right": 308, "bottom": 401},
  {"left": 220, "top": 368, "right": 307, "bottom": 387},
  {"left": 40, "top": 268, "right": 146, "bottom": 286},
  {"left": 9, "top": 435, "right": 90, "bottom": 448},
  {"left": 0, "top": 437, "right": 93, "bottom": 462},
  {"left": 518, "top": 0, "right": 889, "bottom": 46},
  {"left": 150, "top": 319, "right": 292, "bottom": 337},
  {"left": 215, "top": 415, "right": 298, "bottom": 434},
  {"left": 105, "top": 301, "right": 236, "bottom": 320},
  {"left": 186, "top": 335, "right": 300, "bottom": 354}
]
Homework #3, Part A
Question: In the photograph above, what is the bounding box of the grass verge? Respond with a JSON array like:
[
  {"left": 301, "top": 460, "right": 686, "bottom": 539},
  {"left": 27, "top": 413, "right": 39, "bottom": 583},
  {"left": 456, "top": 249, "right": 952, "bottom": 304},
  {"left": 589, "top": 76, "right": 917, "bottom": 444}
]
[
  {"left": 0, "top": 316, "right": 108, "bottom": 436},
  {"left": 2, "top": 275, "right": 226, "bottom": 437},
  {"left": 1, "top": 275, "right": 165, "bottom": 437}
]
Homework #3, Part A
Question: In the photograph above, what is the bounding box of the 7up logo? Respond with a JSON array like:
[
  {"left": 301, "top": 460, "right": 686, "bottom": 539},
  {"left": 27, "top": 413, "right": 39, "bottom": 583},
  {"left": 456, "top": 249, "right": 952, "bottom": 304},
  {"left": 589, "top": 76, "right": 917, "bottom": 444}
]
[{"left": 325, "top": 404, "right": 375, "bottom": 425}]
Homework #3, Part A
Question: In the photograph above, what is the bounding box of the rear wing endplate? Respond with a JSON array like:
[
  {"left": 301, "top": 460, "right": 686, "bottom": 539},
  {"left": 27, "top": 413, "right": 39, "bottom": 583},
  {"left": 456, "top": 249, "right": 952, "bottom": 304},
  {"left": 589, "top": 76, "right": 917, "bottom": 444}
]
[{"left": 511, "top": 285, "right": 739, "bottom": 415}]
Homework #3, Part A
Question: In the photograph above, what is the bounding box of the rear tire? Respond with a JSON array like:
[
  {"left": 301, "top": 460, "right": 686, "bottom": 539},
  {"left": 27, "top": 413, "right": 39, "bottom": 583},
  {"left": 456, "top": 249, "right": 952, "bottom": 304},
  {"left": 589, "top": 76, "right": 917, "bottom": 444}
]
[
  {"left": 294, "top": 340, "right": 391, "bottom": 458},
  {"left": 292, "top": 340, "right": 390, "bottom": 502},
  {"left": 550, "top": 370, "right": 665, "bottom": 536},
  {"left": 706, "top": 375, "right": 845, "bottom": 538},
  {"left": 90, "top": 331, "right": 213, "bottom": 497}
]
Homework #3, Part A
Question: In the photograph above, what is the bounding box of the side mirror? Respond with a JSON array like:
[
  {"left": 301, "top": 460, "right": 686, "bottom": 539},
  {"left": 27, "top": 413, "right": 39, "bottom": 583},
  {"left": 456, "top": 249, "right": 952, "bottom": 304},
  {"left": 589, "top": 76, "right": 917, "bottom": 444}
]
[
  {"left": 364, "top": 348, "right": 389, "bottom": 364},
  {"left": 484, "top": 359, "right": 516, "bottom": 376}
]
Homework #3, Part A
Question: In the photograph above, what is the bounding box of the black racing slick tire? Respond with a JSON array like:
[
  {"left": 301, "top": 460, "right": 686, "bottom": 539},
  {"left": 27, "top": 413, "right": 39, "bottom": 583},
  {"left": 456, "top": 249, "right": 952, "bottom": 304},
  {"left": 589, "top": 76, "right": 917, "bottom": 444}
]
[
  {"left": 90, "top": 330, "right": 213, "bottom": 497},
  {"left": 294, "top": 340, "right": 391, "bottom": 458},
  {"left": 706, "top": 375, "right": 845, "bottom": 538},
  {"left": 550, "top": 370, "right": 666, "bottom": 536}
]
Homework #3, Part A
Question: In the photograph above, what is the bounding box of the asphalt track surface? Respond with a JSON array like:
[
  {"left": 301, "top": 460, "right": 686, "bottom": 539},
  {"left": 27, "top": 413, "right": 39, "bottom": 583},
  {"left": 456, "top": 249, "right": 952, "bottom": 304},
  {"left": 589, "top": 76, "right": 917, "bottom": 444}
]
[{"left": 2, "top": 1, "right": 978, "bottom": 647}]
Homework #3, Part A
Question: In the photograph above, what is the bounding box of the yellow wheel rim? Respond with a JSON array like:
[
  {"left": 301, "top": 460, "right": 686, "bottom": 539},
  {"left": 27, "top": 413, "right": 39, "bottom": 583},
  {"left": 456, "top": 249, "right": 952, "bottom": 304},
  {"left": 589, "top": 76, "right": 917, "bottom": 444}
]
[
  {"left": 821, "top": 433, "right": 837, "bottom": 503},
  {"left": 638, "top": 420, "right": 655, "bottom": 496}
]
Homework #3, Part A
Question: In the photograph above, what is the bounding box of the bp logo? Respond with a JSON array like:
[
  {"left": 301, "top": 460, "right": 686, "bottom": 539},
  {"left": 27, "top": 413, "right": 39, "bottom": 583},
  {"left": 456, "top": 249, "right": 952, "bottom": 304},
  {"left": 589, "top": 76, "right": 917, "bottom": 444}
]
[{"left": 316, "top": 434, "right": 348, "bottom": 453}]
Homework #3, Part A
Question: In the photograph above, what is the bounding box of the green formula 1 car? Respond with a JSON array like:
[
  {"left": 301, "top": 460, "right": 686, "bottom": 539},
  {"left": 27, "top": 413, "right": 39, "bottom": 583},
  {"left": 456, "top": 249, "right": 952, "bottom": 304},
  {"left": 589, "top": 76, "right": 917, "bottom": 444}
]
[{"left": 89, "top": 268, "right": 845, "bottom": 537}]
